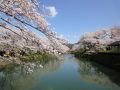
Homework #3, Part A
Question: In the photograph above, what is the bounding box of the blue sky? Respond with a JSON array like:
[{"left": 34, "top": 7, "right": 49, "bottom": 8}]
[{"left": 40, "top": 0, "right": 120, "bottom": 43}]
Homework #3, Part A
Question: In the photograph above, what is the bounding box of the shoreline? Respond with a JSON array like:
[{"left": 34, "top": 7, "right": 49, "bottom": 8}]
[
  {"left": 73, "top": 52, "right": 120, "bottom": 71},
  {"left": 0, "top": 52, "right": 58, "bottom": 70}
]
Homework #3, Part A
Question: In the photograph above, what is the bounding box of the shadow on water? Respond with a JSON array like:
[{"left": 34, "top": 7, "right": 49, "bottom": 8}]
[{"left": 77, "top": 58, "right": 120, "bottom": 87}]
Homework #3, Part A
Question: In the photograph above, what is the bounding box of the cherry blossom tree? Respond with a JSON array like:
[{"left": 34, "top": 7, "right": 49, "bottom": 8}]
[
  {"left": 73, "top": 27, "right": 120, "bottom": 52},
  {"left": 0, "top": 0, "right": 69, "bottom": 54},
  {"left": 111, "top": 27, "right": 120, "bottom": 40}
]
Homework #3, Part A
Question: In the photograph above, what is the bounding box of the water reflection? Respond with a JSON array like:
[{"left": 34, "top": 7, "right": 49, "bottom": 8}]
[
  {"left": 77, "top": 58, "right": 120, "bottom": 88},
  {"left": 0, "top": 59, "right": 63, "bottom": 90},
  {"left": 0, "top": 54, "right": 120, "bottom": 90}
]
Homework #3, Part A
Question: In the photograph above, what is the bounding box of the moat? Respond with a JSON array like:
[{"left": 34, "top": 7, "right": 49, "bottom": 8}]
[{"left": 0, "top": 54, "right": 120, "bottom": 90}]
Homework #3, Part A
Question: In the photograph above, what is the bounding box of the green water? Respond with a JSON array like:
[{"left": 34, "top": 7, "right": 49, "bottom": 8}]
[{"left": 0, "top": 54, "right": 120, "bottom": 90}]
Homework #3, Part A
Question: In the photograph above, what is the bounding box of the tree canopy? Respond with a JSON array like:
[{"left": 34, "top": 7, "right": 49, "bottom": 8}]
[{"left": 0, "top": 0, "right": 69, "bottom": 54}]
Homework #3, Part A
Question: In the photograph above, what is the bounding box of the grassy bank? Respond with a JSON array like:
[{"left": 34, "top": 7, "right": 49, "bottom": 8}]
[
  {"left": 19, "top": 52, "right": 57, "bottom": 63},
  {"left": 71, "top": 48, "right": 87, "bottom": 58},
  {"left": 72, "top": 50, "right": 120, "bottom": 71},
  {"left": 86, "top": 53, "right": 120, "bottom": 71},
  {"left": 0, "top": 44, "right": 57, "bottom": 62},
  {"left": 0, "top": 58, "right": 11, "bottom": 70},
  {"left": 0, "top": 44, "right": 58, "bottom": 68}
]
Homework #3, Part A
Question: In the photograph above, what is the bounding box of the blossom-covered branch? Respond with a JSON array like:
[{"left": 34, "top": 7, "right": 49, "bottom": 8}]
[{"left": 0, "top": 0, "right": 69, "bottom": 54}]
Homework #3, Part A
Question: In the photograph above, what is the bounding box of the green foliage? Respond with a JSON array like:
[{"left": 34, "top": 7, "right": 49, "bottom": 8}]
[
  {"left": 0, "top": 59, "right": 13, "bottom": 70},
  {"left": 0, "top": 44, "right": 57, "bottom": 64},
  {"left": 71, "top": 48, "right": 87, "bottom": 58},
  {"left": 99, "top": 46, "right": 120, "bottom": 53},
  {"left": 19, "top": 52, "right": 57, "bottom": 63},
  {"left": 0, "top": 44, "right": 10, "bottom": 50}
]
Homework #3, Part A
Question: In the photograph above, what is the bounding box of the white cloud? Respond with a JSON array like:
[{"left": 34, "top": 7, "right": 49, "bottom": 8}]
[{"left": 46, "top": 6, "right": 58, "bottom": 17}]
